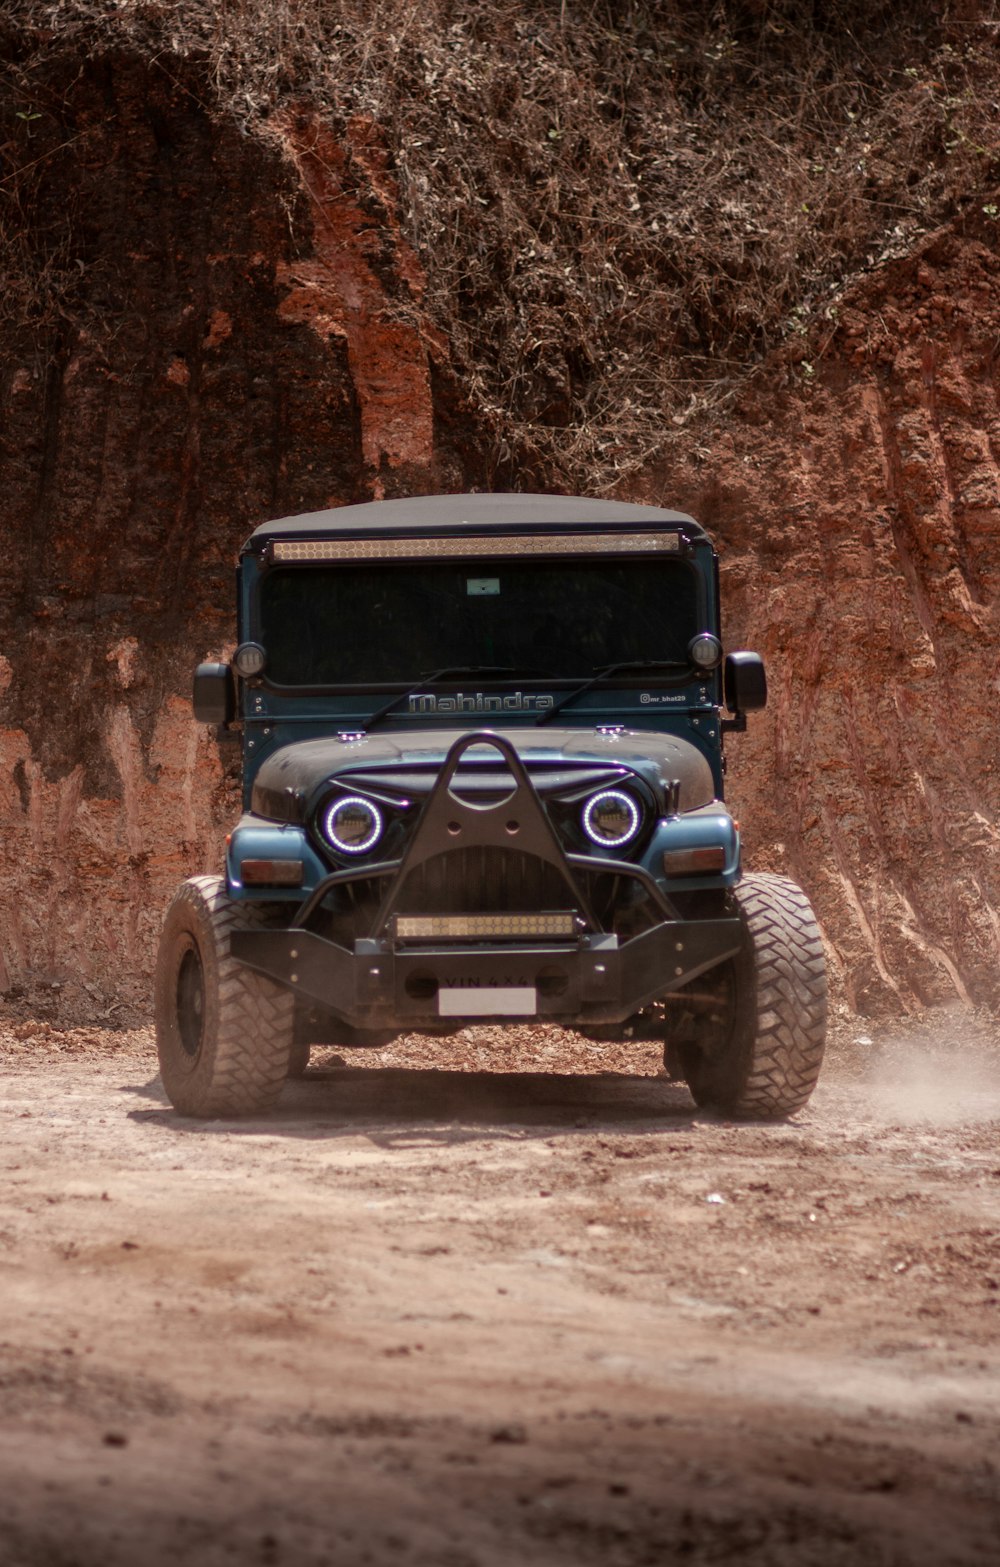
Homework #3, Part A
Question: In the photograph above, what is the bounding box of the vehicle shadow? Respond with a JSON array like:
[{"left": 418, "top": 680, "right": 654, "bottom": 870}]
[{"left": 125, "top": 1063, "right": 711, "bottom": 1143}]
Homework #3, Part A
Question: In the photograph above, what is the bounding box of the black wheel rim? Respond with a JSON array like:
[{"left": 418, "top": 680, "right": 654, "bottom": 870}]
[{"left": 176, "top": 946, "right": 205, "bottom": 1059}]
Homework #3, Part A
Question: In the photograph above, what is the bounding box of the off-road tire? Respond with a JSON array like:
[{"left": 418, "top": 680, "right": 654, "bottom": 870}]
[
  {"left": 679, "top": 872, "right": 827, "bottom": 1119},
  {"left": 155, "top": 876, "right": 294, "bottom": 1117}
]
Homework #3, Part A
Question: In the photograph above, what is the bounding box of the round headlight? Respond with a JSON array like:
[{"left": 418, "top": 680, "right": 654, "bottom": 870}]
[
  {"left": 581, "top": 789, "right": 641, "bottom": 848},
  {"left": 323, "top": 795, "right": 384, "bottom": 855},
  {"left": 233, "top": 641, "right": 267, "bottom": 678},
  {"left": 688, "top": 633, "right": 723, "bottom": 671}
]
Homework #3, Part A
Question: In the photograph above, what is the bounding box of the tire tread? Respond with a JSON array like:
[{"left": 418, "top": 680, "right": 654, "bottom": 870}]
[
  {"left": 678, "top": 871, "right": 827, "bottom": 1120},
  {"left": 155, "top": 876, "right": 294, "bottom": 1118},
  {"left": 731, "top": 872, "right": 827, "bottom": 1117}
]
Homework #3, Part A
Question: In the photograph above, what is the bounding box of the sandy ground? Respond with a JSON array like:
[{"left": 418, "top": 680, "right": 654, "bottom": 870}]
[{"left": 0, "top": 1007, "right": 998, "bottom": 1566}]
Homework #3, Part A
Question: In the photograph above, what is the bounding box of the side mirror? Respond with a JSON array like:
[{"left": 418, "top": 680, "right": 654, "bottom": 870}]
[
  {"left": 193, "top": 662, "right": 235, "bottom": 726},
  {"left": 724, "top": 650, "right": 767, "bottom": 715}
]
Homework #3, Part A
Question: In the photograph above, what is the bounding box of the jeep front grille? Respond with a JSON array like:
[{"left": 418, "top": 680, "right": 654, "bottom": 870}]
[
  {"left": 396, "top": 847, "right": 572, "bottom": 916},
  {"left": 314, "top": 848, "right": 655, "bottom": 943}
]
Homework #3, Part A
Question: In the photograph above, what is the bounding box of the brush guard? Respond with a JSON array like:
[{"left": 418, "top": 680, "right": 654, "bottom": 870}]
[{"left": 230, "top": 731, "right": 742, "bottom": 1025}]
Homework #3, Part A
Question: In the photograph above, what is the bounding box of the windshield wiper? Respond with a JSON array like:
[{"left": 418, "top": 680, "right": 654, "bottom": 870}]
[
  {"left": 534, "top": 659, "right": 688, "bottom": 726},
  {"left": 362, "top": 667, "right": 553, "bottom": 732}
]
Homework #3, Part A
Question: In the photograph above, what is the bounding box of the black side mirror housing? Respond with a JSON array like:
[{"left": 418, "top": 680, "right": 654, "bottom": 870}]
[
  {"left": 724, "top": 650, "right": 767, "bottom": 715},
  {"left": 193, "top": 662, "right": 236, "bottom": 726}
]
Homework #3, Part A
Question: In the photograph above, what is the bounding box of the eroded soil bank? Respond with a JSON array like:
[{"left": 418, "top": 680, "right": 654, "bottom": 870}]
[
  {"left": 2, "top": 10, "right": 1000, "bottom": 1019},
  {"left": 1, "top": 1014, "right": 998, "bottom": 1566}
]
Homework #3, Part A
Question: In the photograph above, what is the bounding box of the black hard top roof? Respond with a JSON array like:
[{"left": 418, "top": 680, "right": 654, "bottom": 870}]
[{"left": 246, "top": 492, "right": 705, "bottom": 546}]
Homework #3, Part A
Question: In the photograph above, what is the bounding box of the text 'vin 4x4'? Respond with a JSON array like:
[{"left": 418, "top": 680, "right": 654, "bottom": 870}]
[{"left": 155, "top": 494, "right": 827, "bottom": 1119}]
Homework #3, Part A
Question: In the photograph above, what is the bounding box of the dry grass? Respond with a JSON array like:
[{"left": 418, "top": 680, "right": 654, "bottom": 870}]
[{"left": 3, "top": 1, "right": 1000, "bottom": 489}]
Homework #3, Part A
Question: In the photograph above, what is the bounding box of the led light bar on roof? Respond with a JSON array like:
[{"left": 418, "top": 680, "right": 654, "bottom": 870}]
[
  {"left": 270, "top": 532, "right": 682, "bottom": 564},
  {"left": 394, "top": 912, "right": 578, "bottom": 941}
]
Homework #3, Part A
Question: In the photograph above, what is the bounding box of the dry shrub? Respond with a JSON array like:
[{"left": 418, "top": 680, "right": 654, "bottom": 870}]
[{"left": 3, "top": 1, "right": 1000, "bottom": 489}]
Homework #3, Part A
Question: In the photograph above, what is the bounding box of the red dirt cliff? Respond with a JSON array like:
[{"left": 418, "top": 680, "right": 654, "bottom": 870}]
[{"left": 1, "top": 6, "right": 998, "bottom": 1018}]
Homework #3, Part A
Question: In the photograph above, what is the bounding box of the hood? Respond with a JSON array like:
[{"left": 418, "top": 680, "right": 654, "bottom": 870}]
[{"left": 251, "top": 725, "right": 716, "bottom": 822}]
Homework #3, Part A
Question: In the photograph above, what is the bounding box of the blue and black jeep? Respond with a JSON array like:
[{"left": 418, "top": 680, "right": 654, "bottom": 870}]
[{"left": 155, "top": 494, "right": 826, "bottom": 1118}]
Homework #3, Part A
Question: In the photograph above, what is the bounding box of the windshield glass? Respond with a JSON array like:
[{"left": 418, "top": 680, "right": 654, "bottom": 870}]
[{"left": 258, "top": 556, "right": 700, "bottom": 687}]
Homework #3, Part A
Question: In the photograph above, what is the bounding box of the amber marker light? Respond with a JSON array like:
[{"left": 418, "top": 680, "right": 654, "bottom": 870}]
[
  {"left": 662, "top": 846, "right": 726, "bottom": 877},
  {"left": 241, "top": 859, "right": 304, "bottom": 887}
]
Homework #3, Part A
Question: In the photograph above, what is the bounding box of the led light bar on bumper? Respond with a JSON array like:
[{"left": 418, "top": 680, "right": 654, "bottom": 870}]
[
  {"left": 394, "top": 912, "right": 578, "bottom": 941},
  {"left": 271, "top": 532, "right": 682, "bottom": 563}
]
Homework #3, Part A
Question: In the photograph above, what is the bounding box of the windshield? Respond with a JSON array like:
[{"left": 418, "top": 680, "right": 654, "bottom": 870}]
[{"left": 258, "top": 556, "right": 700, "bottom": 687}]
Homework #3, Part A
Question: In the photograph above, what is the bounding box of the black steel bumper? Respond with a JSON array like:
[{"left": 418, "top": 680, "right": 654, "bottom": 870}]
[
  {"left": 229, "top": 730, "right": 742, "bottom": 1027},
  {"left": 229, "top": 916, "right": 742, "bottom": 1028}
]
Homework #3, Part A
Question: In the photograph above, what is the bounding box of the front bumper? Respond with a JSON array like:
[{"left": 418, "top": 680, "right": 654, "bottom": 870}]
[
  {"left": 229, "top": 728, "right": 742, "bottom": 1027},
  {"left": 230, "top": 916, "right": 741, "bottom": 1027}
]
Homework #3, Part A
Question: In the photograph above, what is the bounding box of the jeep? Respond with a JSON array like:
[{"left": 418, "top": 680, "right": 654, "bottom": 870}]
[{"left": 155, "top": 494, "right": 826, "bottom": 1118}]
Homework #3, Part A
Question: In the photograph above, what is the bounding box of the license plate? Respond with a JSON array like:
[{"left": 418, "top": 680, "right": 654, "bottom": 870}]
[{"left": 437, "top": 986, "right": 537, "bottom": 1017}]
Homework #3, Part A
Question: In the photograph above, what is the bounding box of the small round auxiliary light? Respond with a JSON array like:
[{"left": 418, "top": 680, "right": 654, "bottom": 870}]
[
  {"left": 581, "top": 789, "right": 641, "bottom": 849},
  {"left": 688, "top": 632, "right": 723, "bottom": 671},
  {"left": 233, "top": 641, "right": 267, "bottom": 678},
  {"left": 323, "top": 795, "right": 384, "bottom": 855}
]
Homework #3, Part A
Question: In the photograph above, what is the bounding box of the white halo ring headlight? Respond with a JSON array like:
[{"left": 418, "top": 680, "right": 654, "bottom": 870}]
[
  {"left": 323, "top": 795, "right": 384, "bottom": 855},
  {"left": 581, "top": 789, "right": 641, "bottom": 848}
]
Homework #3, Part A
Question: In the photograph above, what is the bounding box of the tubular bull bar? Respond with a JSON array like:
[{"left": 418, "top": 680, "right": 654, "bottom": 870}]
[{"left": 229, "top": 731, "right": 743, "bottom": 1026}]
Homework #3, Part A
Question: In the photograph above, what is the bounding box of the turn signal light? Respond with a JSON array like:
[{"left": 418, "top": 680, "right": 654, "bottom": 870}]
[
  {"left": 241, "top": 859, "right": 305, "bottom": 887},
  {"left": 662, "top": 846, "right": 726, "bottom": 877}
]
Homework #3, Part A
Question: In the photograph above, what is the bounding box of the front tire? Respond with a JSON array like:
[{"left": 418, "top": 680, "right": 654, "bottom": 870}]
[
  {"left": 676, "top": 872, "right": 827, "bottom": 1119},
  {"left": 155, "top": 876, "right": 294, "bottom": 1117}
]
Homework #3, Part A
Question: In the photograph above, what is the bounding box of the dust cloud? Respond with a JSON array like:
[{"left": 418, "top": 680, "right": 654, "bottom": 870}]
[{"left": 849, "top": 1022, "right": 1000, "bottom": 1126}]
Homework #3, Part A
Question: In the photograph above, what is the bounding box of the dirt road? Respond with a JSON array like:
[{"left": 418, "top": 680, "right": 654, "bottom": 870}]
[{"left": 0, "top": 1011, "right": 998, "bottom": 1566}]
